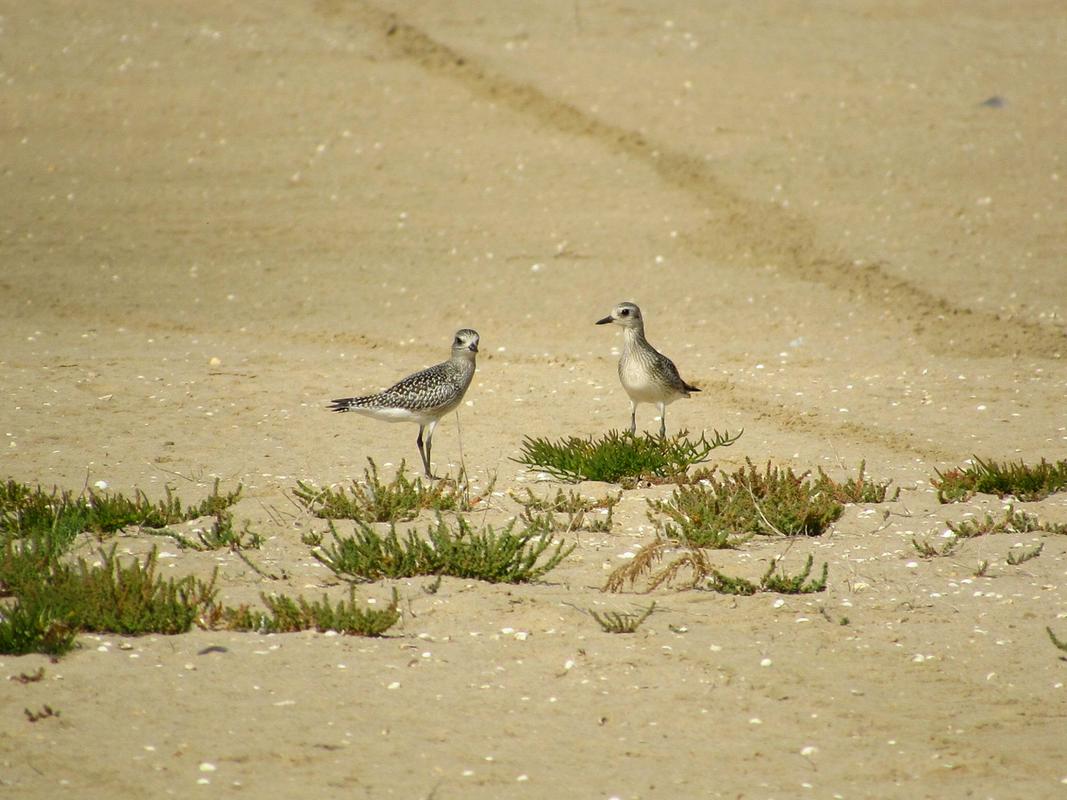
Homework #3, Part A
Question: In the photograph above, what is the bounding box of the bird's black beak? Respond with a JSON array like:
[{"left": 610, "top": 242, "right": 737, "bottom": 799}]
[{"left": 595, "top": 315, "right": 613, "bottom": 325}]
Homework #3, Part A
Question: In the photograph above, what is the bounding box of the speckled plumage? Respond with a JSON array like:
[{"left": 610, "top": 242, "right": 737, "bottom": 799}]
[
  {"left": 596, "top": 302, "right": 699, "bottom": 437},
  {"left": 329, "top": 329, "right": 479, "bottom": 477},
  {"left": 329, "top": 359, "right": 474, "bottom": 418}
]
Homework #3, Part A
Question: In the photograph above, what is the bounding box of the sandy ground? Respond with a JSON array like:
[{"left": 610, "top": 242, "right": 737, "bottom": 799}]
[{"left": 2, "top": 1, "right": 1067, "bottom": 797}]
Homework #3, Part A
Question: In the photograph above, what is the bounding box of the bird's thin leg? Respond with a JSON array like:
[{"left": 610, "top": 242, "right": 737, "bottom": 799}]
[
  {"left": 423, "top": 420, "right": 439, "bottom": 479},
  {"left": 658, "top": 402, "right": 667, "bottom": 439},
  {"left": 416, "top": 425, "right": 430, "bottom": 477},
  {"left": 629, "top": 401, "right": 637, "bottom": 436}
]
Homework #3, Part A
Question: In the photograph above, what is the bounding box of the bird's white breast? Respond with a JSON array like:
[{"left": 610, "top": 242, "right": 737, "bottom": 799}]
[
  {"left": 619, "top": 355, "right": 669, "bottom": 403},
  {"left": 351, "top": 406, "right": 437, "bottom": 424}
]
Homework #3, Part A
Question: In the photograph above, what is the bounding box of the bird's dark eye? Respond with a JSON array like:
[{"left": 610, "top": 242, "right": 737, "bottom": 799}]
[{"left": 620, "top": 308, "right": 630, "bottom": 316}]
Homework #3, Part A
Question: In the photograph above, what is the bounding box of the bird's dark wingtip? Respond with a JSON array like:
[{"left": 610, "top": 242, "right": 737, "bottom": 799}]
[
  {"left": 685, "top": 383, "right": 701, "bottom": 394},
  {"left": 327, "top": 398, "right": 351, "bottom": 412}
]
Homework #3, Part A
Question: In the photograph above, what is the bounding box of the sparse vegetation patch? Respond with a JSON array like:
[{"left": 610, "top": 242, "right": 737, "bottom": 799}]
[
  {"left": 933, "top": 456, "right": 1067, "bottom": 503},
  {"left": 0, "top": 545, "right": 217, "bottom": 656},
  {"left": 815, "top": 461, "right": 899, "bottom": 504},
  {"left": 650, "top": 459, "right": 864, "bottom": 543},
  {"left": 946, "top": 506, "right": 1067, "bottom": 538},
  {"left": 589, "top": 602, "right": 656, "bottom": 633},
  {"left": 603, "top": 539, "right": 827, "bottom": 596},
  {"left": 293, "top": 459, "right": 491, "bottom": 523},
  {"left": 218, "top": 588, "right": 400, "bottom": 636},
  {"left": 911, "top": 536, "right": 962, "bottom": 559},
  {"left": 160, "top": 511, "right": 263, "bottom": 551},
  {"left": 0, "top": 478, "right": 241, "bottom": 544},
  {"left": 17, "top": 546, "right": 218, "bottom": 636},
  {"left": 513, "top": 487, "right": 620, "bottom": 533},
  {"left": 312, "top": 516, "right": 574, "bottom": 584},
  {"left": 0, "top": 477, "right": 275, "bottom": 657},
  {"left": 515, "top": 429, "right": 741, "bottom": 484},
  {"left": 1006, "top": 543, "right": 1043, "bottom": 566},
  {"left": 705, "top": 554, "right": 828, "bottom": 596}
]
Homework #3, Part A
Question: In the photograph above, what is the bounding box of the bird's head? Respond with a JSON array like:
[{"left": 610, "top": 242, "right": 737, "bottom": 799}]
[
  {"left": 452, "top": 328, "right": 480, "bottom": 356},
  {"left": 596, "top": 301, "right": 643, "bottom": 329}
]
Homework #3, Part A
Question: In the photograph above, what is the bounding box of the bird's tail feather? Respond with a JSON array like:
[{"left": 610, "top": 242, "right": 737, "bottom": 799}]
[{"left": 328, "top": 396, "right": 369, "bottom": 412}]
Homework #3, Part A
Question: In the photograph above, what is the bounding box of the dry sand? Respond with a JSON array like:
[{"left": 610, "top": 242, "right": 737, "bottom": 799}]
[{"left": 2, "top": 1, "right": 1067, "bottom": 797}]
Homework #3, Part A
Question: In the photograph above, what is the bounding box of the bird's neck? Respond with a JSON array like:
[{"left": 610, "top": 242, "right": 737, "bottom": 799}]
[
  {"left": 622, "top": 324, "right": 648, "bottom": 348},
  {"left": 451, "top": 351, "right": 477, "bottom": 369}
]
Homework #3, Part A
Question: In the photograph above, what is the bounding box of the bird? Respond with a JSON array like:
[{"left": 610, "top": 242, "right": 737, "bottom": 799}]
[
  {"left": 595, "top": 302, "right": 699, "bottom": 438},
  {"left": 328, "top": 329, "right": 479, "bottom": 478}
]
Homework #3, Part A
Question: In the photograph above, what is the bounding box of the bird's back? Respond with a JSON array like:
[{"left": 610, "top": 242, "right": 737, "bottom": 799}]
[{"left": 330, "top": 359, "right": 473, "bottom": 416}]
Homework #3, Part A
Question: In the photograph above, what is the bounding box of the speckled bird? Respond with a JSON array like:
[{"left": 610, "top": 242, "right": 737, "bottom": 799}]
[
  {"left": 328, "top": 329, "right": 479, "bottom": 477},
  {"left": 596, "top": 302, "right": 699, "bottom": 437}
]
